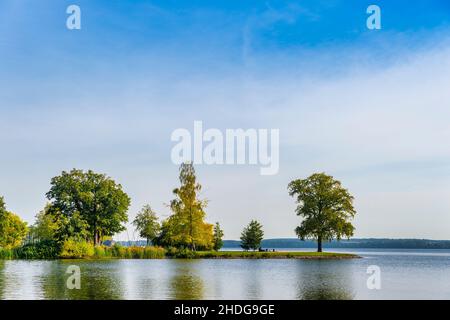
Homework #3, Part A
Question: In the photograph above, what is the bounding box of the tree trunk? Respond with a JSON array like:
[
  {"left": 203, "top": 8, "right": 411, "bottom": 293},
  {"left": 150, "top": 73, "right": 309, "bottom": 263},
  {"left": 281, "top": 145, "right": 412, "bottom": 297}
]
[
  {"left": 189, "top": 206, "right": 195, "bottom": 251},
  {"left": 317, "top": 236, "right": 323, "bottom": 253},
  {"left": 94, "top": 230, "right": 99, "bottom": 246}
]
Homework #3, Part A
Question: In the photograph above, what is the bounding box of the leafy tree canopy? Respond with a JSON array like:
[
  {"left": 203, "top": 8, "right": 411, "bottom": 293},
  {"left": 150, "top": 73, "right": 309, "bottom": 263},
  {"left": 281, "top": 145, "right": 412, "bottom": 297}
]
[
  {"left": 133, "top": 204, "right": 160, "bottom": 245},
  {"left": 0, "top": 196, "right": 28, "bottom": 249},
  {"left": 288, "top": 172, "right": 356, "bottom": 252},
  {"left": 0, "top": 196, "right": 6, "bottom": 215},
  {"left": 159, "top": 163, "right": 213, "bottom": 250},
  {"left": 240, "top": 220, "right": 264, "bottom": 251},
  {"left": 46, "top": 169, "right": 130, "bottom": 245},
  {"left": 30, "top": 203, "right": 59, "bottom": 242},
  {"left": 213, "top": 222, "right": 224, "bottom": 251}
]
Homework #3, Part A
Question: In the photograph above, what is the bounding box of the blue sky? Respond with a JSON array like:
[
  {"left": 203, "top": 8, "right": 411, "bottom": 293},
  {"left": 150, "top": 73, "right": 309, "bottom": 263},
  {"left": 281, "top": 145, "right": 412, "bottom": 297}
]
[{"left": 1, "top": 1, "right": 450, "bottom": 240}]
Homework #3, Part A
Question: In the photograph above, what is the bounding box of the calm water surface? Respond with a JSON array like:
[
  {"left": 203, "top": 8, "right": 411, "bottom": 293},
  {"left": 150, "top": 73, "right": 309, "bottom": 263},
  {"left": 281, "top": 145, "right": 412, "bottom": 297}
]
[{"left": 1, "top": 249, "right": 449, "bottom": 300}]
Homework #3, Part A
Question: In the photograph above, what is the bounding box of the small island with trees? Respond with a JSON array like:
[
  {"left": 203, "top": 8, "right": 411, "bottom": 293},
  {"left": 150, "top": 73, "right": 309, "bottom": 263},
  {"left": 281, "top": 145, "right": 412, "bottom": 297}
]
[{"left": 0, "top": 163, "right": 359, "bottom": 260}]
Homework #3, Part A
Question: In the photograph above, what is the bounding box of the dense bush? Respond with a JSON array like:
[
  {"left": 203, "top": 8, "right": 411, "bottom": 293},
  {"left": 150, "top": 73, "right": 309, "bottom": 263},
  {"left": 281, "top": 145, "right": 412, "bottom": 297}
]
[
  {"left": 13, "top": 240, "right": 61, "bottom": 259},
  {"left": 111, "top": 243, "right": 127, "bottom": 257},
  {"left": 165, "top": 247, "right": 196, "bottom": 259},
  {"left": 60, "top": 239, "right": 95, "bottom": 258},
  {"left": 0, "top": 247, "right": 14, "bottom": 259}
]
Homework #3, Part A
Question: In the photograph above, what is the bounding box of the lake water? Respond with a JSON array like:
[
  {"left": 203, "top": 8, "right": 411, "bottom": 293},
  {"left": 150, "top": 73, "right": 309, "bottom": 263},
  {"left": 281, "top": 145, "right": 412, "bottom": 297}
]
[{"left": 1, "top": 249, "right": 449, "bottom": 300}]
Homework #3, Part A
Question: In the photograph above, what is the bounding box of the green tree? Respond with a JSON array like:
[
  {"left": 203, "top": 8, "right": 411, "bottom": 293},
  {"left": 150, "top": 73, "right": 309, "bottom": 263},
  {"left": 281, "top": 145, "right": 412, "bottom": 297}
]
[
  {"left": 0, "top": 196, "right": 28, "bottom": 249},
  {"left": 0, "top": 196, "right": 6, "bottom": 235},
  {"left": 31, "top": 203, "right": 59, "bottom": 242},
  {"left": 288, "top": 172, "right": 356, "bottom": 252},
  {"left": 52, "top": 211, "right": 90, "bottom": 243},
  {"left": 133, "top": 204, "right": 160, "bottom": 246},
  {"left": 212, "top": 222, "right": 224, "bottom": 251},
  {"left": 240, "top": 220, "right": 264, "bottom": 251},
  {"left": 164, "top": 163, "right": 213, "bottom": 250},
  {"left": 0, "top": 197, "right": 5, "bottom": 215},
  {"left": 155, "top": 218, "right": 178, "bottom": 248},
  {"left": 46, "top": 169, "right": 131, "bottom": 246}
]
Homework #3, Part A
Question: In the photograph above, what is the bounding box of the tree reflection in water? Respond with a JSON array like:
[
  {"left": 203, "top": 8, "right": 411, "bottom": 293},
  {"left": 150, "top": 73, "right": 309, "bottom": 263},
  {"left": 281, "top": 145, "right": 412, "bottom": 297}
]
[
  {"left": 170, "top": 261, "right": 204, "bottom": 300},
  {"left": 43, "top": 260, "right": 124, "bottom": 300},
  {"left": 243, "top": 260, "right": 263, "bottom": 299},
  {"left": 295, "top": 260, "right": 355, "bottom": 300},
  {"left": 0, "top": 260, "right": 5, "bottom": 299}
]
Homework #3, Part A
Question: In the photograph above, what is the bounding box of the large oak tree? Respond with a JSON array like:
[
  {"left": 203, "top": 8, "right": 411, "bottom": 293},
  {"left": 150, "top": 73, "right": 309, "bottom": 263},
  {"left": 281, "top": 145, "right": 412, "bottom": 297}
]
[
  {"left": 288, "top": 173, "right": 356, "bottom": 252},
  {"left": 46, "top": 169, "right": 130, "bottom": 245}
]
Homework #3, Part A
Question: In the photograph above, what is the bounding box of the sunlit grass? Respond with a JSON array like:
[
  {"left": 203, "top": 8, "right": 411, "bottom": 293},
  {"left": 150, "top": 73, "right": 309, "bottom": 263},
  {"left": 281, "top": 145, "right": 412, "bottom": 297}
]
[{"left": 190, "top": 251, "right": 359, "bottom": 259}]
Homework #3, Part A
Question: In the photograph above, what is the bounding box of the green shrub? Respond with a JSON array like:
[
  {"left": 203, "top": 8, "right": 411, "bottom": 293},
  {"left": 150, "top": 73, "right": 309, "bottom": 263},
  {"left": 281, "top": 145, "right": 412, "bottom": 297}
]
[
  {"left": 93, "top": 246, "right": 104, "bottom": 258},
  {"left": 60, "top": 239, "right": 95, "bottom": 259},
  {"left": 165, "top": 246, "right": 179, "bottom": 257},
  {"left": 103, "top": 246, "right": 113, "bottom": 258},
  {"left": 111, "top": 243, "right": 125, "bottom": 257},
  {"left": 0, "top": 247, "right": 14, "bottom": 259},
  {"left": 166, "top": 247, "right": 195, "bottom": 259},
  {"left": 13, "top": 240, "right": 61, "bottom": 259}
]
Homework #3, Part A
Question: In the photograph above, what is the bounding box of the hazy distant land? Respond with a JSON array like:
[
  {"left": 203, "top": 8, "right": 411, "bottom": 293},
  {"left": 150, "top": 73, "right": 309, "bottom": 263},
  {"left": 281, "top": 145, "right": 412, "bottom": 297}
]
[
  {"left": 223, "top": 238, "right": 450, "bottom": 249},
  {"left": 116, "top": 238, "right": 450, "bottom": 249}
]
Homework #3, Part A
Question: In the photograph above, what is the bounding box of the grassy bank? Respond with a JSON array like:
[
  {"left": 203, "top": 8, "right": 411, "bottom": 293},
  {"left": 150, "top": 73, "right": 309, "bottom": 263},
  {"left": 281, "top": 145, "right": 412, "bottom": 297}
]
[
  {"left": 0, "top": 244, "right": 166, "bottom": 260},
  {"left": 1, "top": 245, "right": 359, "bottom": 260}
]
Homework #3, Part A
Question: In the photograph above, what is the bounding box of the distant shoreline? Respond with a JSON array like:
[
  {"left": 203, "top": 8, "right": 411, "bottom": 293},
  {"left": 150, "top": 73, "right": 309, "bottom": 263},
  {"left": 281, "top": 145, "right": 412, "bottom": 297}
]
[
  {"left": 219, "top": 238, "right": 450, "bottom": 250},
  {"left": 115, "top": 238, "right": 450, "bottom": 250}
]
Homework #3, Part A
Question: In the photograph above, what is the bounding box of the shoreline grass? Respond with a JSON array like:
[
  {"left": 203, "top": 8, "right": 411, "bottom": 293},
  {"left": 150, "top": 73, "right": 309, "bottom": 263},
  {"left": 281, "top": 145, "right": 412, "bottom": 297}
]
[
  {"left": 1, "top": 245, "right": 360, "bottom": 260},
  {"left": 67, "top": 251, "right": 359, "bottom": 260}
]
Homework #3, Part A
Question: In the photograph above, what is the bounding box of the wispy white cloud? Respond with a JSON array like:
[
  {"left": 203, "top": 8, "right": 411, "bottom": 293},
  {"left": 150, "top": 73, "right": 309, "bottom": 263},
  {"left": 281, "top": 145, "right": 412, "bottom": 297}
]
[{"left": 1, "top": 3, "right": 450, "bottom": 239}]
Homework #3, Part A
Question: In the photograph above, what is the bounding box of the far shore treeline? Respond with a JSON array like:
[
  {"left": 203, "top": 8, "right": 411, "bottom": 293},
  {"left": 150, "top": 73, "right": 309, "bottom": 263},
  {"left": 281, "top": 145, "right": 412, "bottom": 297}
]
[
  {"left": 221, "top": 238, "right": 450, "bottom": 250},
  {"left": 0, "top": 163, "right": 357, "bottom": 259}
]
